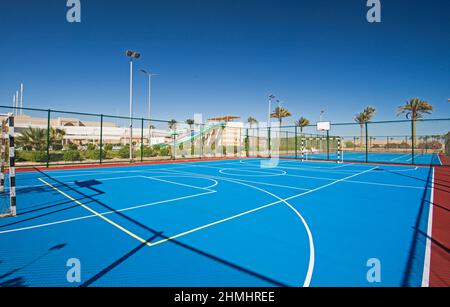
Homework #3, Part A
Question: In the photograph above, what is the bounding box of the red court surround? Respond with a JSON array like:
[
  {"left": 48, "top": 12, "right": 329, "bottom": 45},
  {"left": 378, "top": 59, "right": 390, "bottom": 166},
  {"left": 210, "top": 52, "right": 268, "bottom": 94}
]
[{"left": 430, "top": 156, "right": 450, "bottom": 287}]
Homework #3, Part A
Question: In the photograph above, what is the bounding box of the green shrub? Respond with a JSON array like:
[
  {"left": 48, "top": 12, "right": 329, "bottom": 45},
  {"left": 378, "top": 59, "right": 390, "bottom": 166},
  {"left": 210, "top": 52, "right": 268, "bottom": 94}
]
[
  {"left": 104, "top": 144, "right": 113, "bottom": 151},
  {"left": 159, "top": 147, "right": 170, "bottom": 157},
  {"left": 65, "top": 143, "right": 78, "bottom": 150},
  {"left": 86, "top": 143, "right": 96, "bottom": 151},
  {"left": 52, "top": 144, "right": 63, "bottom": 151},
  {"left": 118, "top": 145, "right": 130, "bottom": 158},
  {"left": 106, "top": 150, "right": 119, "bottom": 159},
  {"left": 345, "top": 141, "right": 355, "bottom": 148},
  {"left": 17, "top": 151, "right": 47, "bottom": 162},
  {"left": 136, "top": 146, "right": 155, "bottom": 158},
  {"left": 84, "top": 149, "right": 106, "bottom": 160},
  {"left": 63, "top": 150, "right": 82, "bottom": 161},
  {"left": 48, "top": 152, "right": 64, "bottom": 162}
]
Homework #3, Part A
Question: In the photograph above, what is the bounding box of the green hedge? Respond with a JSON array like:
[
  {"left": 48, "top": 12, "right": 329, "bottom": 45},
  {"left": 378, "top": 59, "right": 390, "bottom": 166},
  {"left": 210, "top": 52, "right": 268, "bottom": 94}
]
[
  {"left": 16, "top": 151, "right": 64, "bottom": 163},
  {"left": 83, "top": 149, "right": 106, "bottom": 160},
  {"left": 63, "top": 150, "right": 81, "bottom": 161}
]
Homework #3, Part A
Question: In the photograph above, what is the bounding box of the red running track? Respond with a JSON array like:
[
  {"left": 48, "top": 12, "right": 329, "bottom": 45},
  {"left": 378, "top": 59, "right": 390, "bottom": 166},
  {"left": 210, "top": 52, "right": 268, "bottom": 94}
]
[{"left": 430, "top": 156, "right": 450, "bottom": 287}]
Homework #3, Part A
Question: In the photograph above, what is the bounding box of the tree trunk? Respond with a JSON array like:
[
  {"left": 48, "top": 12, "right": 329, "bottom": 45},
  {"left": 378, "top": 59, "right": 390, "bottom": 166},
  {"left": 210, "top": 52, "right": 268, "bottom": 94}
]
[{"left": 360, "top": 124, "right": 364, "bottom": 149}]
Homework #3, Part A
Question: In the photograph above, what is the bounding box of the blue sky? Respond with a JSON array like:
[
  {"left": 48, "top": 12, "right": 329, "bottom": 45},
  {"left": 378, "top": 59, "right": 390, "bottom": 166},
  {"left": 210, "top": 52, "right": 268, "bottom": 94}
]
[{"left": 0, "top": 0, "right": 449, "bottom": 125}]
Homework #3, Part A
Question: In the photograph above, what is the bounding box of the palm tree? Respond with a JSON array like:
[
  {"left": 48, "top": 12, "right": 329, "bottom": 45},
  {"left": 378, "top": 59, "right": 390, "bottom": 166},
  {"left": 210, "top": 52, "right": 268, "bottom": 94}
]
[
  {"left": 397, "top": 98, "right": 433, "bottom": 147},
  {"left": 16, "top": 127, "right": 47, "bottom": 151},
  {"left": 354, "top": 106, "right": 376, "bottom": 148},
  {"left": 270, "top": 107, "right": 292, "bottom": 127},
  {"left": 168, "top": 119, "right": 177, "bottom": 131},
  {"left": 50, "top": 128, "right": 66, "bottom": 149},
  {"left": 295, "top": 117, "right": 310, "bottom": 135},
  {"left": 354, "top": 113, "right": 366, "bottom": 148},
  {"left": 247, "top": 117, "right": 258, "bottom": 128},
  {"left": 185, "top": 119, "right": 195, "bottom": 131}
]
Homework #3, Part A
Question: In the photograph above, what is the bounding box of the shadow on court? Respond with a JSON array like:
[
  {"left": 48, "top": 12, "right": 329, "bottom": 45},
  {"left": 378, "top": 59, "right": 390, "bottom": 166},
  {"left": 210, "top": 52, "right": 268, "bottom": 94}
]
[
  {"left": 0, "top": 243, "right": 67, "bottom": 287},
  {"left": 35, "top": 168, "right": 288, "bottom": 287}
]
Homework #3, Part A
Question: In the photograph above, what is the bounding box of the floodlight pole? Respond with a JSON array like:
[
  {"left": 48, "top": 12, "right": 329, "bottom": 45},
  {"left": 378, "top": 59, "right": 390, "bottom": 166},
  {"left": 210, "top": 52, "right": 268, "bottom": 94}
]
[
  {"left": 129, "top": 59, "right": 133, "bottom": 162},
  {"left": 126, "top": 50, "right": 141, "bottom": 163},
  {"left": 147, "top": 73, "right": 152, "bottom": 145}
]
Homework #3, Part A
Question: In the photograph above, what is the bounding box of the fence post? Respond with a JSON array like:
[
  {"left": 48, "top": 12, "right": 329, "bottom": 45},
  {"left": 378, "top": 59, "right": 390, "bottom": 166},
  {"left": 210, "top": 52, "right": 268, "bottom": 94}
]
[
  {"left": 411, "top": 119, "right": 415, "bottom": 165},
  {"left": 46, "top": 109, "right": 51, "bottom": 168},
  {"left": 200, "top": 125, "right": 203, "bottom": 159},
  {"left": 245, "top": 128, "right": 249, "bottom": 157},
  {"left": 256, "top": 126, "right": 260, "bottom": 157},
  {"left": 365, "top": 122, "right": 369, "bottom": 163},
  {"left": 268, "top": 127, "right": 271, "bottom": 158},
  {"left": 301, "top": 138, "right": 305, "bottom": 161},
  {"left": 295, "top": 126, "right": 298, "bottom": 159},
  {"left": 172, "top": 133, "right": 176, "bottom": 160},
  {"left": 326, "top": 130, "right": 330, "bottom": 161},
  {"left": 287, "top": 131, "right": 289, "bottom": 155},
  {"left": 140, "top": 118, "right": 144, "bottom": 162},
  {"left": 99, "top": 114, "right": 103, "bottom": 164}
]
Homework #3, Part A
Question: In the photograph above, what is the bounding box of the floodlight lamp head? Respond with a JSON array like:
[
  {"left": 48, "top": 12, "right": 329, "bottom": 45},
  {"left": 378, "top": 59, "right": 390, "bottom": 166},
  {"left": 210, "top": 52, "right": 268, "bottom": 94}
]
[{"left": 126, "top": 50, "right": 141, "bottom": 59}]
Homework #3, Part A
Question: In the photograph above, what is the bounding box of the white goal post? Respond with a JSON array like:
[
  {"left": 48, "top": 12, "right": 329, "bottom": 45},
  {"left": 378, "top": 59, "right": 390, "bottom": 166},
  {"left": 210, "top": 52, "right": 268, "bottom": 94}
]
[{"left": 0, "top": 113, "right": 16, "bottom": 217}]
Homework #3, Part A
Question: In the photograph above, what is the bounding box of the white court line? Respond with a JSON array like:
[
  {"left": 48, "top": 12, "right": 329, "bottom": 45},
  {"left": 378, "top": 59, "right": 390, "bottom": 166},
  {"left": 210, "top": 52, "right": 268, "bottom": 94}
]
[
  {"left": 381, "top": 167, "right": 419, "bottom": 172},
  {"left": 344, "top": 179, "right": 429, "bottom": 190},
  {"left": 158, "top": 168, "right": 311, "bottom": 192},
  {"left": 242, "top": 159, "right": 350, "bottom": 170},
  {"left": 142, "top": 175, "right": 218, "bottom": 191},
  {"left": 0, "top": 189, "right": 216, "bottom": 235},
  {"left": 40, "top": 169, "right": 170, "bottom": 180},
  {"left": 390, "top": 153, "right": 411, "bottom": 162},
  {"left": 4, "top": 163, "right": 377, "bottom": 286},
  {"left": 188, "top": 162, "right": 361, "bottom": 176},
  {"left": 14, "top": 169, "right": 211, "bottom": 191},
  {"left": 219, "top": 168, "right": 286, "bottom": 177},
  {"left": 154, "top": 168, "right": 317, "bottom": 287},
  {"left": 33, "top": 166, "right": 317, "bottom": 287},
  {"left": 437, "top": 155, "right": 442, "bottom": 166},
  {"left": 13, "top": 175, "right": 145, "bottom": 191},
  {"left": 155, "top": 166, "right": 377, "bottom": 248},
  {"left": 11, "top": 175, "right": 144, "bottom": 191},
  {"left": 164, "top": 164, "right": 428, "bottom": 190},
  {"left": 238, "top": 160, "right": 366, "bottom": 174},
  {"left": 422, "top": 168, "right": 435, "bottom": 287}
]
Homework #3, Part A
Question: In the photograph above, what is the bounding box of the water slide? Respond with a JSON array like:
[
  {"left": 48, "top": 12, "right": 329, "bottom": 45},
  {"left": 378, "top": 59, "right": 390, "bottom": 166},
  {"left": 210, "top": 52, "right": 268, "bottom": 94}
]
[{"left": 158, "top": 123, "right": 224, "bottom": 147}]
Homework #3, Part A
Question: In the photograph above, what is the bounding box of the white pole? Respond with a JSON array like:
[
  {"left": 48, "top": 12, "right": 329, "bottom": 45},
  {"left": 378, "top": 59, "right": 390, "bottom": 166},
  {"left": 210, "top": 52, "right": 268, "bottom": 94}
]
[
  {"left": 129, "top": 59, "right": 133, "bottom": 162},
  {"left": 12, "top": 94, "right": 15, "bottom": 113},
  {"left": 20, "top": 83, "right": 23, "bottom": 115},
  {"left": 15, "top": 91, "right": 19, "bottom": 116},
  {"left": 267, "top": 95, "right": 272, "bottom": 157},
  {"left": 148, "top": 74, "right": 152, "bottom": 146}
]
